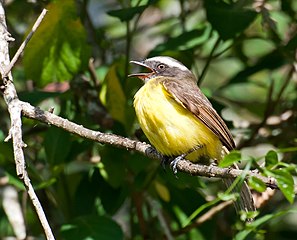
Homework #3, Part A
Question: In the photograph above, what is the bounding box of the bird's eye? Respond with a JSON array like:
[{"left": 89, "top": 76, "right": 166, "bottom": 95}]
[{"left": 157, "top": 64, "right": 166, "bottom": 70}]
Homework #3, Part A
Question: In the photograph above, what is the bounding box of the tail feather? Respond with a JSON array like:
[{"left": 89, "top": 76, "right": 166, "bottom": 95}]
[
  {"left": 223, "top": 178, "right": 256, "bottom": 222},
  {"left": 221, "top": 147, "right": 256, "bottom": 221},
  {"left": 223, "top": 177, "right": 256, "bottom": 222}
]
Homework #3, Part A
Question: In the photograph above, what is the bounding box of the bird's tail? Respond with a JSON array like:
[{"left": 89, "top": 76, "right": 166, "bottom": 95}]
[
  {"left": 221, "top": 147, "right": 256, "bottom": 222},
  {"left": 222, "top": 177, "right": 256, "bottom": 222}
]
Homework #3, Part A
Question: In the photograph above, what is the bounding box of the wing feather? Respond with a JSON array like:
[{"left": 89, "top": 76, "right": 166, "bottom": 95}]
[{"left": 162, "top": 79, "right": 235, "bottom": 150}]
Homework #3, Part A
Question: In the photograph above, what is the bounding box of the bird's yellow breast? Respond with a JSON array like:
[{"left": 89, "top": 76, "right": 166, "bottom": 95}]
[{"left": 134, "top": 78, "right": 223, "bottom": 161}]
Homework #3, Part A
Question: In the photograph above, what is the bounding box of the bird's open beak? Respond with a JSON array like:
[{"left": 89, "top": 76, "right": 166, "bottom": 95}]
[{"left": 128, "top": 60, "right": 155, "bottom": 80}]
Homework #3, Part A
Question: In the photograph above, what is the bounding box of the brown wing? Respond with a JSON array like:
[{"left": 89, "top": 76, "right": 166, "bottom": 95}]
[{"left": 162, "top": 79, "right": 235, "bottom": 150}]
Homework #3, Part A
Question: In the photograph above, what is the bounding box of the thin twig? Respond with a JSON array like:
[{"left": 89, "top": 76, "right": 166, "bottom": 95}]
[
  {"left": 238, "top": 65, "right": 294, "bottom": 148},
  {"left": 24, "top": 171, "right": 55, "bottom": 240},
  {"left": 3, "top": 8, "right": 48, "bottom": 77},
  {"left": 88, "top": 58, "right": 99, "bottom": 87},
  {"left": 198, "top": 36, "right": 221, "bottom": 86},
  {"left": 274, "top": 66, "right": 294, "bottom": 105},
  {"left": 146, "top": 195, "right": 174, "bottom": 240},
  {"left": 238, "top": 73, "right": 275, "bottom": 148},
  {"left": 173, "top": 200, "right": 233, "bottom": 236}
]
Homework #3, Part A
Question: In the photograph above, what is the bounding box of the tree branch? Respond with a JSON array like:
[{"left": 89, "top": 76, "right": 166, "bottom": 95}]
[
  {"left": 19, "top": 100, "right": 297, "bottom": 194},
  {"left": 20, "top": 101, "right": 156, "bottom": 157},
  {"left": 0, "top": 5, "right": 54, "bottom": 240}
]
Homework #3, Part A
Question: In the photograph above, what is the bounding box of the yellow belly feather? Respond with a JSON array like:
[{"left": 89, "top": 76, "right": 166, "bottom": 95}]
[{"left": 134, "top": 78, "right": 223, "bottom": 162}]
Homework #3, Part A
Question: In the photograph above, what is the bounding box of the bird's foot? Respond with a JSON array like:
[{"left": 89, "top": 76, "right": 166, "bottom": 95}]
[
  {"left": 170, "top": 154, "right": 186, "bottom": 175},
  {"left": 169, "top": 145, "right": 203, "bottom": 175}
]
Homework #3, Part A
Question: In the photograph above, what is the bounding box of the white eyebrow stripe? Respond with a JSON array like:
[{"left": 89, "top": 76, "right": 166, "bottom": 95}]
[{"left": 147, "top": 56, "right": 189, "bottom": 71}]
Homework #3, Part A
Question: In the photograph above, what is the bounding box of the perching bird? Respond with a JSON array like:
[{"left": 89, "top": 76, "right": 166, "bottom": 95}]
[{"left": 129, "top": 56, "right": 255, "bottom": 218}]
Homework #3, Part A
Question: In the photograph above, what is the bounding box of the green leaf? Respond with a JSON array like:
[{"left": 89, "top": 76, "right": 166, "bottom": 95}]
[
  {"left": 0, "top": 141, "right": 13, "bottom": 165},
  {"left": 228, "top": 49, "right": 286, "bottom": 84},
  {"left": 73, "top": 170, "right": 126, "bottom": 216},
  {"left": 107, "top": 0, "right": 158, "bottom": 21},
  {"left": 154, "top": 180, "right": 170, "bottom": 202},
  {"left": 35, "top": 178, "right": 57, "bottom": 190},
  {"left": 185, "top": 198, "right": 220, "bottom": 226},
  {"left": 44, "top": 127, "right": 72, "bottom": 165},
  {"left": 23, "top": 0, "right": 90, "bottom": 86},
  {"left": 100, "top": 60, "right": 130, "bottom": 130},
  {"left": 272, "top": 169, "right": 295, "bottom": 204},
  {"left": 219, "top": 150, "right": 241, "bottom": 168},
  {"left": 285, "top": 34, "right": 297, "bottom": 51},
  {"left": 265, "top": 150, "right": 278, "bottom": 169},
  {"left": 235, "top": 209, "right": 297, "bottom": 240},
  {"left": 220, "top": 82, "right": 267, "bottom": 104},
  {"left": 239, "top": 210, "right": 259, "bottom": 223},
  {"left": 248, "top": 176, "right": 266, "bottom": 192},
  {"left": 205, "top": 0, "right": 257, "bottom": 40},
  {"left": 218, "top": 192, "right": 238, "bottom": 202},
  {"left": 60, "top": 215, "right": 123, "bottom": 240},
  {"left": 19, "top": 90, "right": 61, "bottom": 105},
  {"left": 99, "top": 146, "right": 126, "bottom": 188},
  {"left": 6, "top": 172, "right": 25, "bottom": 190},
  {"left": 107, "top": 5, "right": 147, "bottom": 22},
  {"left": 151, "top": 27, "right": 211, "bottom": 54}
]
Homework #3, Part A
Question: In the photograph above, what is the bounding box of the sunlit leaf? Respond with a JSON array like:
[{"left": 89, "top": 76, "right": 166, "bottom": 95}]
[
  {"left": 154, "top": 180, "right": 170, "bottom": 202},
  {"left": 235, "top": 209, "right": 297, "bottom": 240},
  {"left": 248, "top": 176, "right": 266, "bottom": 192},
  {"left": 220, "top": 82, "right": 267, "bottom": 104},
  {"left": 239, "top": 210, "right": 259, "bottom": 223},
  {"left": 229, "top": 50, "right": 286, "bottom": 84},
  {"left": 218, "top": 192, "right": 238, "bottom": 201},
  {"left": 219, "top": 151, "right": 241, "bottom": 168},
  {"left": 272, "top": 169, "right": 295, "bottom": 204},
  {"left": 265, "top": 150, "right": 278, "bottom": 169},
  {"left": 23, "top": 0, "right": 90, "bottom": 86},
  {"left": 100, "top": 60, "right": 130, "bottom": 129}
]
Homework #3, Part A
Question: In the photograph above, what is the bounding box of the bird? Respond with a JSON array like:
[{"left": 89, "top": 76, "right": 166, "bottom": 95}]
[{"left": 129, "top": 56, "right": 256, "bottom": 219}]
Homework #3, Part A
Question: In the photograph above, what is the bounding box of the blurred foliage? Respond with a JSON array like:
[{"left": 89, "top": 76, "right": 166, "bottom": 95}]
[{"left": 0, "top": 0, "right": 297, "bottom": 239}]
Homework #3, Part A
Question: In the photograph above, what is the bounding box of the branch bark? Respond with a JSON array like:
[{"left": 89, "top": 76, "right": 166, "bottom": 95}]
[
  {"left": 20, "top": 100, "right": 296, "bottom": 194},
  {"left": 0, "top": 4, "right": 54, "bottom": 240}
]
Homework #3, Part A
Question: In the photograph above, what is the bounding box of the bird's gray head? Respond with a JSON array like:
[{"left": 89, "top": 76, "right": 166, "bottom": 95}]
[{"left": 129, "top": 56, "right": 194, "bottom": 82}]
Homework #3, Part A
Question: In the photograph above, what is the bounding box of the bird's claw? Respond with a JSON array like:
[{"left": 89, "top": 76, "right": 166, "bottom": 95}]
[{"left": 170, "top": 155, "right": 184, "bottom": 175}]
